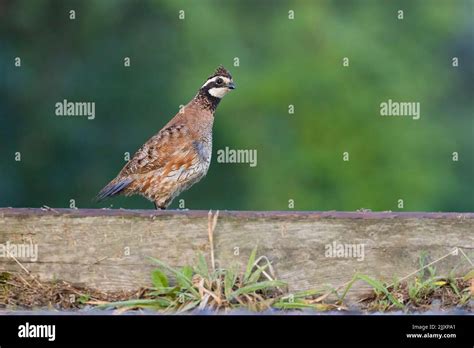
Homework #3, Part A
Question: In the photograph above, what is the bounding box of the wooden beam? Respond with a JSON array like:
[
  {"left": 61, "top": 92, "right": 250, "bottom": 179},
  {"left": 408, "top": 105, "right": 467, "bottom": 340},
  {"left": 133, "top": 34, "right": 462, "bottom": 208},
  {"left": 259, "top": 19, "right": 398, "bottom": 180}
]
[{"left": 0, "top": 208, "right": 472, "bottom": 303}]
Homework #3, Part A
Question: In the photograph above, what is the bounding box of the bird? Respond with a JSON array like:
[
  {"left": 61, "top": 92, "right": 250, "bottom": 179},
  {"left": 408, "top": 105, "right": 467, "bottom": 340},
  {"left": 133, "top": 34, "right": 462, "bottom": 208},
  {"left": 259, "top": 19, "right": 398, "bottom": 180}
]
[{"left": 96, "top": 65, "right": 236, "bottom": 209}]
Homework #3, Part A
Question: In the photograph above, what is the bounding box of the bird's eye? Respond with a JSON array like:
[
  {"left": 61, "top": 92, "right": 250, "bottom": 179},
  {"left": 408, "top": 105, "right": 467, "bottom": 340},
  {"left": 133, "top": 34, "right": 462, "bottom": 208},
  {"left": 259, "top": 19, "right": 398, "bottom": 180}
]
[{"left": 216, "top": 78, "right": 223, "bottom": 85}]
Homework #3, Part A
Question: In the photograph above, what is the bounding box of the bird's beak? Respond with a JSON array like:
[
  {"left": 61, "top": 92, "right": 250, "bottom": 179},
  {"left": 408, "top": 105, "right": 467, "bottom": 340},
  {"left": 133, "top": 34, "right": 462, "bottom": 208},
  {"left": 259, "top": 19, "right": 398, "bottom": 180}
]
[{"left": 227, "top": 82, "right": 236, "bottom": 90}]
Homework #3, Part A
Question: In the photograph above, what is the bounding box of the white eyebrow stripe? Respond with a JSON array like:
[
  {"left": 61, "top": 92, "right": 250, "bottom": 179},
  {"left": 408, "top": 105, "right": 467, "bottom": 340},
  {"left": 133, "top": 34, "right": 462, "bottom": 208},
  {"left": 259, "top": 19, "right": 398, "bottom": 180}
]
[
  {"left": 201, "top": 76, "right": 218, "bottom": 88},
  {"left": 201, "top": 76, "right": 231, "bottom": 88}
]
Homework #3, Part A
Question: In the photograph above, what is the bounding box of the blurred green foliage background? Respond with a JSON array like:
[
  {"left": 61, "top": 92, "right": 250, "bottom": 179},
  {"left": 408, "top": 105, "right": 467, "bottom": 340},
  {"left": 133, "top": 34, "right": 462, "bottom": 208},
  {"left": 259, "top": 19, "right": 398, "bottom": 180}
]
[{"left": 1, "top": 0, "right": 473, "bottom": 211}]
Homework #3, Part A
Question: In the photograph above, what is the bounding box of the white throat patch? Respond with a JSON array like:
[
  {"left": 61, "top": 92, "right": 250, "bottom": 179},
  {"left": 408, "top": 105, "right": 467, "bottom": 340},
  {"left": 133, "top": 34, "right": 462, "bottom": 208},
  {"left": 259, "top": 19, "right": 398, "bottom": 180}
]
[
  {"left": 201, "top": 75, "right": 232, "bottom": 99},
  {"left": 208, "top": 87, "right": 230, "bottom": 98}
]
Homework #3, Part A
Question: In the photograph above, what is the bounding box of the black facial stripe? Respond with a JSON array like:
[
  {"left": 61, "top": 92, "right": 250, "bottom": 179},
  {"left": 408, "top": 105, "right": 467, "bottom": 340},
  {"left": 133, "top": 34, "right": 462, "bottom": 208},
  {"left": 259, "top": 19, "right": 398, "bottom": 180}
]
[
  {"left": 201, "top": 80, "right": 227, "bottom": 92},
  {"left": 204, "top": 76, "right": 230, "bottom": 87}
]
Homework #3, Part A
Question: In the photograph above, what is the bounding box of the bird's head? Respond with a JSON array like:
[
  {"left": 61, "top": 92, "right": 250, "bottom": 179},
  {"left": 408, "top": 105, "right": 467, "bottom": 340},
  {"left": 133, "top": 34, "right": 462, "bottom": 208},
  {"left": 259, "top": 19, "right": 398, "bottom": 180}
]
[{"left": 200, "top": 65, "right": 236, "bottom": 99}]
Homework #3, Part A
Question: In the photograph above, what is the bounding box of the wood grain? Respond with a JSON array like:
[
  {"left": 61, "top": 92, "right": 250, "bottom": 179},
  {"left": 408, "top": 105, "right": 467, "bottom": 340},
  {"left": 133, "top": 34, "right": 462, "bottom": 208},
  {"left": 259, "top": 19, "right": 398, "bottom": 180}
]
[{"left": 0, "top": 208, "right": 472, "bottom": 303}]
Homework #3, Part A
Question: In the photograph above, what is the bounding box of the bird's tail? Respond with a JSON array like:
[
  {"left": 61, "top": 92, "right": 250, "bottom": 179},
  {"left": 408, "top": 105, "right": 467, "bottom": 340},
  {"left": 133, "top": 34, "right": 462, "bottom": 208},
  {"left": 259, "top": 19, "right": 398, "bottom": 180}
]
[{"left": 95, "top": 177, "right": 133, "bottom": 202}]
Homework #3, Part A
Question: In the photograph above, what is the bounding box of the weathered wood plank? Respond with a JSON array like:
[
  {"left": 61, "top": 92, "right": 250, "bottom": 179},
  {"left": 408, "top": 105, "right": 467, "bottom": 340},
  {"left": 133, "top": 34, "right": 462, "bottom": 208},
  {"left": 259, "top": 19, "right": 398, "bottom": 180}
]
[{"left": 0, "top": 208, "right": 472, "bottom": 303}]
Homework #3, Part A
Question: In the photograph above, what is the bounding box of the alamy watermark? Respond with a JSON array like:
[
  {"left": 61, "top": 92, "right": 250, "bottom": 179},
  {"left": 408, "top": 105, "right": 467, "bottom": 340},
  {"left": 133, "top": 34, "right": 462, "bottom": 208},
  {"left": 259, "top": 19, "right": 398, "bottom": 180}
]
[
  {"left": 325, "top": 241, "right": 365, "bottom": 262},
  {"left": 55, "top": 99, "right": 95, "bottom": 120},
  {"left": 380, "top": 99, "right": 420, "bottom": 120},
  {"left": 0, "top": 241, "right": 38, "bottom": 262},
  {"left": 217, "top": 146, "right": 257, "bottom": 167}
]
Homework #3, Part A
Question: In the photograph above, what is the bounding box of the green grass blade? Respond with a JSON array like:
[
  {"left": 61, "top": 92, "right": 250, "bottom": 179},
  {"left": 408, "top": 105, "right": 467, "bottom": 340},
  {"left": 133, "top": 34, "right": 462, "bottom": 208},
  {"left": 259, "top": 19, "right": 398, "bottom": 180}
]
[
  {"left": 244, "top": 246, "right": 258, "bottom": 283},
  {"left": 196, "top": 253, "right": 209, "bottom": 279},
  {"left": 224, "top": 269, "right": 235, "bottom": 299},
  {"left": 178, "top": 300, "right": 200, "bottom": 313},
  {"left": 178, "top": 266, "right": 194, "bottom": 288},
  {"left": 148, "top": 257, "right": 182, "bottom": 279},
  {"left": 148, "top": 257, "right": 200, "bottom": 297},
  {"left": 355, "top": 274, "right": 404, "bottom": 309},
  {"left": 248, "top": 263, "right": 269, "bottom": 284},
  {"left": 291, "top": 288, "right": 326, "bottom": 298},
  {"left": 463, "top": 269, "right": 474, "bottom": 281},
  {"left": 339, "top": 275, "right": 358, "bottom": 301},
  {"left": 149, "top": 287, "right": 178, "bottom": 296},
  {"left": 151, "top": 269, "right": 169, "bottom": 288},
  {"left": 97, "top": 298, "right": 171, "bottom": 309},
  {"left": 449, "top": 280, "right": 461, "bottom": 297}
]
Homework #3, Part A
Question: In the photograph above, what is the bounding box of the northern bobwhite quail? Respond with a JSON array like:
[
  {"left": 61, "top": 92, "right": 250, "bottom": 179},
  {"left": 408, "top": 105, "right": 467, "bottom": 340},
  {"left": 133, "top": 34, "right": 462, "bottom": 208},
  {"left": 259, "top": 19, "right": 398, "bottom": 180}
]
[{"left": 96, "top": 66, "right": 235, "bottom": 209}]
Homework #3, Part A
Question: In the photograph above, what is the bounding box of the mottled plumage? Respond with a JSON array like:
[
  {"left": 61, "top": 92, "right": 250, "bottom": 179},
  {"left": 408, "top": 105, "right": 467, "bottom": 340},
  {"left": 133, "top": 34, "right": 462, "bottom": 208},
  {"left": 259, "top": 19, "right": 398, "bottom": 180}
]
[{"left": 96, "top": 66, "right": 235, "bottom": 209}]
